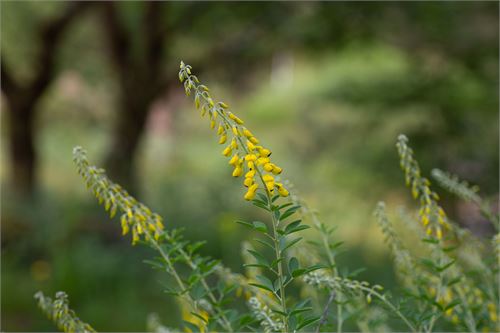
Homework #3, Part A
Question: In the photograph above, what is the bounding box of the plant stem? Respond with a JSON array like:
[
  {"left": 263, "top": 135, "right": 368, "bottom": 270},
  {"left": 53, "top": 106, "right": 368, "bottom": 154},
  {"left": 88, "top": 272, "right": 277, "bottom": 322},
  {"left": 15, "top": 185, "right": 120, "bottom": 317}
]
[
  {"left": 316, "top": 291, "right": 336, "bottom": 333},
  {"left": 148, "top": 230, "right": 234, "bottom": 332}
]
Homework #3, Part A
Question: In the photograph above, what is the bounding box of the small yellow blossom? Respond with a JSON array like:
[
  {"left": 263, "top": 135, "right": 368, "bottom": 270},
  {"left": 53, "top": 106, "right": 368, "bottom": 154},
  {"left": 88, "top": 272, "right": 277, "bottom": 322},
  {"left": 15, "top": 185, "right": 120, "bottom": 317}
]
[
  {"left": 217, "top": 125, "right": 225, "bottom": 135},
  {"left": 245, "top": 154, "right": 257, "bottom": 162},
  {"left": 222, "top": 146, "right": 232, "bottom": 157},
  {"left": 232, "top": 166, "right": 243, "bottom": 177},
  {"left": 229, "top": 154, "right": 239, "bottom": 165},
  {"left": 219, "top": 134, "right": 227, "bottom": 144}
]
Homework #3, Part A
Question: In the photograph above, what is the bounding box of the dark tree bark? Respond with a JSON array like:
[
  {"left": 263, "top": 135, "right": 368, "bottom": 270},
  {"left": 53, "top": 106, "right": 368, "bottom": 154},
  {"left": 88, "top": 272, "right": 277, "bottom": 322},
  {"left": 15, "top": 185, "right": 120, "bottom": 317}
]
[
  {"left": 1, "top": 2, "right": 90, "bottom": 197},
  {"left": 100, "top": 2, "right": 170, "bottom": 194}
]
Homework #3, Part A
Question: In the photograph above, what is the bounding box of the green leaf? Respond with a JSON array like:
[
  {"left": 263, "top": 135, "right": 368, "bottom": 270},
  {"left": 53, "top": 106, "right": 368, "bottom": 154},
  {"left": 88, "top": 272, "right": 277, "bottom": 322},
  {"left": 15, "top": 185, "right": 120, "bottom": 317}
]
[
  {"left": 304, "top": 264, "right": 327, "bottom": 274},
  {"left": 257, "top": 193, "right": 269, "bottom": 204},
  {"left": 247, "top": 249, "right": 270, "bottom": 266},
  {"left": 278, "top": 202, "right": 294, "bottom": 210},
  {"left": 252, "top": 221, "right": 268, "bottom": 233},
  {"left": 280, "top": 205, "right": 301, "bottom": 220},
  {"left": 285, "top": 224, "right": 310, "bottom": 235},
  {"left": 292, "top": 268, "right": 307, "bottom": 278},
  {"left": 296, "top": 316, "right": 321, "bottom": 330},
  {"left": 236, "top": 220, "right": 253, "bottom": 228},
  {"left": 437, "top": 259, "right": 456, "bottom": 273},
  {"left": 252, "top": 201, "right": 270, "bottom": 211},
  {"left": 284, "top": 220, "right": 302, "bottom": 233},
  {"left": 288, "top": 257, "right": 299, "bottom": 273},
  {"left": 254, "top": 238, "right": 274, "bottom": 250},
  {"left": 249, "top": 283, "right": 274, "bottom": 293}
]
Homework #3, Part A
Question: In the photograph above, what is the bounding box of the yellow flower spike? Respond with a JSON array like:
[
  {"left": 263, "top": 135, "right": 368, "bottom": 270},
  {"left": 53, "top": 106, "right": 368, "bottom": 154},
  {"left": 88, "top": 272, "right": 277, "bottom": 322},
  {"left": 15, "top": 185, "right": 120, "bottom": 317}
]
[
  {"left": 219, "top": 134, "right": 227, "bottom": 144},
  {"left": 245, "top": 169, "right": 256, "bottom": 178},
  {"left": 243, "top": 177, "right": 254, "bottom": 187},
  {"left": 222, "top": 146, "right": 232, "bottom": 157},
  {"left": 232, "top": 166, "right": 243, "bottom": 177},
  {"left": 243, "top": 129, "right": 254, "bottom": 138},
  {"left": 217, "top": 125, "right": 225, "bottom": 135},
  {"left": 232, "top": 126, "right": 240, "bottom": 136},
  {"left": 259, "top": 148, "right": 271, "bottom": 157},
  {"left": 229, "top": 154, "right": 239, "bottom": 165},
  {"left": 246, "top": 140, "right": 256, "bottom": 151},
  {"left": 245, "top": 154, "right": 257, "bottom": 162},
  {"left": 249, "top": 136, "right": 259, "bottom": 145},
  {"left": 263, "top": 163, "right": 274, "bottom": 172},
  {"left": 210, "top": 120, "right": 216, "bottom": 129}
]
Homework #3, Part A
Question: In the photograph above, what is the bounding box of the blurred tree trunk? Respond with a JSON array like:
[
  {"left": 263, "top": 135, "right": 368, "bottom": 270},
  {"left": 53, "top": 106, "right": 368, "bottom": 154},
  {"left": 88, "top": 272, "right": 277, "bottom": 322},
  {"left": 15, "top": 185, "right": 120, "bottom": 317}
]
[
  {"left": 100, "top": 2, "right": 169, "bottom": 194},
  {"left": 1, "top": 2, "right": 90, "bottom": 197}
]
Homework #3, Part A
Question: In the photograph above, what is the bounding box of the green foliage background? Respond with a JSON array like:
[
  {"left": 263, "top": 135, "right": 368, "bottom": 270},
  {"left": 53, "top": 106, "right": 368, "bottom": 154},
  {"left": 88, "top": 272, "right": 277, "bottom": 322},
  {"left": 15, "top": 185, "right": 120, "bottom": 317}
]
[{"left": 1, "top": 1, "right": 498, "bottom": 331}]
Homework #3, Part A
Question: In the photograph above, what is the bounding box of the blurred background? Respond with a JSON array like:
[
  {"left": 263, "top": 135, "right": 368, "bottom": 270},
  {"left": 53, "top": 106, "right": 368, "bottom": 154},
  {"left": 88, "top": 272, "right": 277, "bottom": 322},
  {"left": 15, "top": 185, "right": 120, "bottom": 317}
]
[{"left": 1, "top": 1, "right": 498, "bottom": 331}]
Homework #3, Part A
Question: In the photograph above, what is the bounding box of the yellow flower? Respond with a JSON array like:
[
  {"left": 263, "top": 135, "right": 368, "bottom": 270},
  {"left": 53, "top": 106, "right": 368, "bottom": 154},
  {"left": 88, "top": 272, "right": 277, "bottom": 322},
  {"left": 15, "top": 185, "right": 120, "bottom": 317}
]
[
  {"left": 121, "top": 215, "right": 129, "bottom": 235},
  {"left": 229, "top": 154, "right": 239, "bottom": 165},
  {"left": 244, "top": 184, "right": 259, "bottom": 201},
  {"left": 222, "top": 146, "right": 232, "bottom": 157},
  {"left": 246, "top": 140, "right": 256, "bottom": 151},
  {"left": 217, "top": 125, "right": 225, "bottom": 135},
  {"left": 219, "top": 134, "right": 227, "bottom": 144},
  {"left": 249, "top": 136, "right": 259, "bottom": 144},
  {"left": 243, "top": 129, "right": 254, "bottom": 137},
  {"left": 245, "top": 154, "right": 257, "bottom": 162},
  {"left": 243, "top": 177, "right": 254, "bottom": 187},
  {"left": 276, "top": 183, "right": 289, "bottom": 197},
  {"left": 259, "top": 148, "right": 271, "bottom": 157},
  {"left": 271, "top": 164, "right": 282, "bottom": 175},
  {"left": 256, "top": 157, "right": 270, "bottom": 166},
  {"left": 228, "top": 112, "right": 244, "bottom": 125},
  {"left": 232, "top": 126, "right": 239, "bottom": 136},
  {"left": 262, "top": 174, "right": 274, "bottom": 182},
  {"left": 232, "top": 166, "right": 243, "bottom": 177},
  {"left": 436, "top": 227, "right": 443, "bottom": 240},
  {"left": 245, "top": 170, "right": 256, "bottom": 178},
  {"left": 263, "top": 163, "right": 274, "bottom": 172}
]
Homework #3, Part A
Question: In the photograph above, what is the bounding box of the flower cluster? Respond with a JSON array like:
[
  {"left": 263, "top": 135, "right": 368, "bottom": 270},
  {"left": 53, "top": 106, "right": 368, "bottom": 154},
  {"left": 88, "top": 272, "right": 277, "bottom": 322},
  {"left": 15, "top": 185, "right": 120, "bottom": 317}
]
[
  {"left": 303, "top": 271, "right": 383, "bottom": 305},
  {"left": 247, "top": 297, "right": 284, "bottom": 333},
  {"left": 73, "top": 146, "right": 164, "bottom": 245},
  {"left": 396, "top": 134, "right": 450, "bottom": 239},
  {"left": 34, "top": 291, "right": 96, "bottom": 333},
  {"left": 179, "top": 62, "right": 289, "bottom": 201}
]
